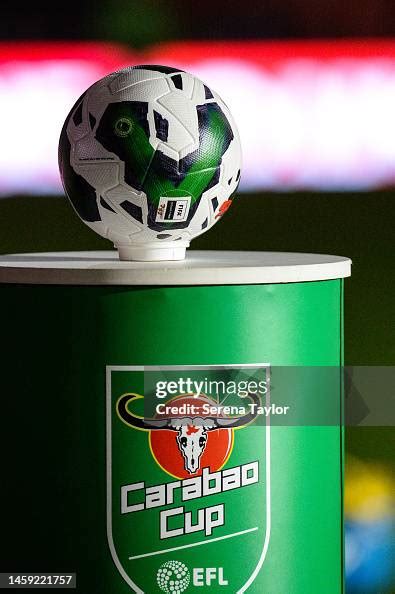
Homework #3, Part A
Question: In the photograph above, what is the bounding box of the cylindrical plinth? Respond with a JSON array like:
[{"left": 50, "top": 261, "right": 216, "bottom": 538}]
[{"left": 0, "top": 251, "right": 351, "bottom": 594}]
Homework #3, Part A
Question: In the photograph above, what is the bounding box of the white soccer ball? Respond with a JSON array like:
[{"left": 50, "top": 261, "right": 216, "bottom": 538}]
[{"left": 59, "top": 65, "right": 242, "bottom": 261}]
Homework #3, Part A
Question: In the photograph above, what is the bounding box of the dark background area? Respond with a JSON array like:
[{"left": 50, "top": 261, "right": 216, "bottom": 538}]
[{"left": 5, "top": 0, "right": 395, "bottom": 44}]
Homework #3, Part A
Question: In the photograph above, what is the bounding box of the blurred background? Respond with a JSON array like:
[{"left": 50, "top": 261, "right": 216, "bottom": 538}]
[{"left": 1, "top": 1, "right": 394, "bottom": 591}]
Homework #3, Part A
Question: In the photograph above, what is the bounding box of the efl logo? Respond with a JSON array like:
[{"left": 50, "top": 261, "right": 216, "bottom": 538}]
[
  {"left": 157, "top": 561, "right": 190, "bottom": 593},
  {"left": 156, "top": 561, "right": 229, "bottom": 593},
  {"left": 193, "top": 567, "right": 229, "bottom": 587}
]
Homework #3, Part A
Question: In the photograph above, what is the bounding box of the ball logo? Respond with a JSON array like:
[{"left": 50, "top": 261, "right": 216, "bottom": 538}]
[
  {"left": 116, "top": 393, "right": 259, "bottom": 479},
  {"left": 157, "top": 561, "right": 190, "bottom": 594},
  {"left": 114, "top": 116, "right": 134, "bottom": 138}
]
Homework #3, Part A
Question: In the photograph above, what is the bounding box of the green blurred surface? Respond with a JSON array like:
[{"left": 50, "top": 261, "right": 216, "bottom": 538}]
[{"left": 94, "top": 0, "right": 179, "bottom": 48}]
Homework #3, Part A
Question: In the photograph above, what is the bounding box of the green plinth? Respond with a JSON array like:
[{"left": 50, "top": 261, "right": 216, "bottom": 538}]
[{"left": 0, "top": 250, "right": 350, "bottom": 594}]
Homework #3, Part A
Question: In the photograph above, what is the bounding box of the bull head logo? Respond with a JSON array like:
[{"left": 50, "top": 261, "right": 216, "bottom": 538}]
[{"left": 117, "top": 393, "right": 259, "bottom": 474}]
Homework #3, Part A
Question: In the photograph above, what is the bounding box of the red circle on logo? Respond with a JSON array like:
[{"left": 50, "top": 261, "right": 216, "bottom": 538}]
[{"left": 149, "top": 395, "right": 233, "bottom": 479}]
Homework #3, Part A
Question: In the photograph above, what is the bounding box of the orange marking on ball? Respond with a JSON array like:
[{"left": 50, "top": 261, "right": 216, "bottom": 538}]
[{"left": 215, "top": 199, "right": 233, "bottom": 218}]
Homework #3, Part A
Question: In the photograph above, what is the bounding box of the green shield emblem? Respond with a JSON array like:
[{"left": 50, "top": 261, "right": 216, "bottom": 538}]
[{"left": 106, "top": 364, "right": 270, "bottom": 593}]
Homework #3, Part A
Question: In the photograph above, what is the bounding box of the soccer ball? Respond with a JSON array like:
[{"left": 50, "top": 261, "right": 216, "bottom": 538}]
[{"left": 58, "top": 65, "right": 242, "bottom": 261}]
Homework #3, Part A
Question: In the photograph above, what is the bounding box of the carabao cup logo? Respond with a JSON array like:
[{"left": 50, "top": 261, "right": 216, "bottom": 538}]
[
  {"left": 107, "top": 366, "right": 270, "bottom": 593},
  {"left": 117, "top": 393, "right": 259, "bottom": 479}
]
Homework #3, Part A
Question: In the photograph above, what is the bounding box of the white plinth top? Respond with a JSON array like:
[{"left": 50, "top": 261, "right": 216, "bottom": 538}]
[{"left": 0, "top": 251, "right": 351, "bottom": 286}]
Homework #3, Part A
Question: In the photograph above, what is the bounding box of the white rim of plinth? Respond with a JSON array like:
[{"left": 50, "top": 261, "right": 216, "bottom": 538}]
[{"left": 0, "top": 250, "right": 351, "bottom": 286}]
